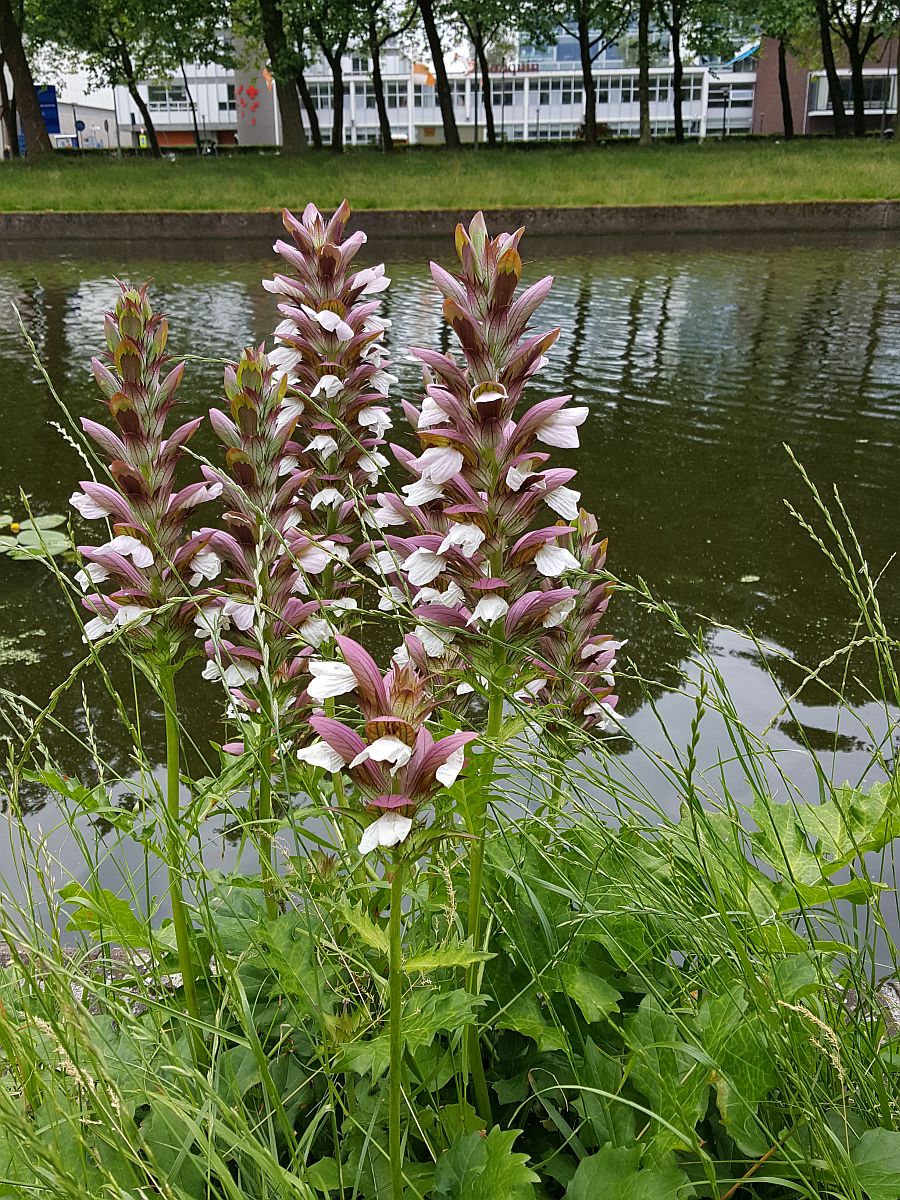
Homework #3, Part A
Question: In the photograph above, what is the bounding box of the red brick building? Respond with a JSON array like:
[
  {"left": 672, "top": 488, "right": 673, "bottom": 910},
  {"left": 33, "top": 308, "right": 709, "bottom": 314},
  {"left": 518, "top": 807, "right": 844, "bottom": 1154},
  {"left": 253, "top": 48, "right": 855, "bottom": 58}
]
[{"left": 752, "top": 34, "right": 899, "bottom": 135}]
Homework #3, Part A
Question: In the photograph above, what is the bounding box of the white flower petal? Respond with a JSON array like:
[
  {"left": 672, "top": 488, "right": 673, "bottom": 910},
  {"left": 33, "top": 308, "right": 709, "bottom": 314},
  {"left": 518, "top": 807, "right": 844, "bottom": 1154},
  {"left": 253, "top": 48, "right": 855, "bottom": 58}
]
[
  {"left": 357, "top": 406, "right": 392, "bottom": 436},
  {"left": 188, "top": 549, "right": 222, "bottom": 586},
  {"left": 70, "top": 490, "right": 111, "bottom": 520},
  {"left": 103, "top": 535, "right": 154, "bottom": 567},
  {"left": 414, "top": 623, "right": 456, "bottom": 657},
  {"left": 435, "top": 746, "right": 466, "bottom": 787},
  {"left": 296, "top": 739, "right": 346, "bottom": 771},
  {"left": 307, "top": 660, "right": 358, "bottom": 700},
  {"left": 302, "top": 305, "right": 354, "bottom": 341},
  {"left": 542, "top": 595, "right": 577, "bottom": 628},
  {"left": 299, "top": 615, "right": 332, "bottom": 647},
  {"left": 401, "top": 548, "right": 446, "bottom": 587},
  {"left": 223, "top": 599, "right": 256, "bottom": 631},
  {"left": 350, "top": 736, "right": 412, "bottom": 772},
  {"left": 276, "top": 396, "right": 305, "bottom": 430},
  {"left": 534, "top": 545, "right": 581, "bottom": 577},
  {"left": 417, "top": 396, "right": 447, "bottom": 430},
  {"left": 545, "top": 485, "right": 581, "bottom": 521},
  {"left": 311, "top": 488, "right": 345, "bottom": 510},
  {"left": 83, "top": 614, "right": 114, "bottom": 641},
  {"left": 358, "top": 812, "right": 413, "bottom": 855},
  {"left": 438, "top": 522, "right": 485, "bottom": 559},
  {"left": 506, "top": 465, "right": 535, "bottom": 492},
  {"left": 311, "top": 373, "right": 343, "bottom": 398},
  {"left": 402, "top": 479, "right": 444, "bottom": 506},
  {"left": 536, "top": 406, "right": 589, "bottom": 449},
  {"left": 414, "top": 446, "right": 463, "bottom": 485},
  {"left": 468, "top": 595, "right": 509, "bottom": 625}
]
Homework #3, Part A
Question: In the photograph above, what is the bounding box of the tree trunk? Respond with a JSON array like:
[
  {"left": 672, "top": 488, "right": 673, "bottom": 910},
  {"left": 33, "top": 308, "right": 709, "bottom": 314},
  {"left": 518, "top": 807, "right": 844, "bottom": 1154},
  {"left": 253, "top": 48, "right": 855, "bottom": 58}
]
[
  {"left": 368, "top": 18, "right": 393, "bottom": 150},
  {"left": 295, "top": 66, "right": 321, "bottom": 148},
  {"left": 670, "top": 2, "right": 684, "bottom": 143},
  {"left": 180, "top": 60, "right": 202, "bottom": 153},
  {"left": 474, "top": 34, "right": 497, "bottom": 147},
  {"left": 847, "top": 42, "right": 867, "bottom": 137},
  {"left": 576, "top": 11, "right": 597, "bottom": 144},
  {"left": 895, "top": 19, "right": 900, "bottom": 134},
  {"left": 119, "top": 43, "right": 162, "bottom": 159},
  {"left": 258, "top": 0, "right": 307, "bottom": 154},
  {"left": 777, "top": 37, "right": 794, "bottom": 138},
  {"left": 0, "top": 0, "right": 51, "bottom": 157},
  {"left": 327, "top": 52, "right": 344, "bottom": 152},
  {"left": 419, "top": 0, "right": 460, "bottom": 147},
  {"left": 816, "top": 0, "right": 848, "bottom": 137},
  {"left": 0, "top": 53, "right": 20, "bottom": 157},
  {"left": 638, "top": 0, "right": 652, "bottom": 145}
]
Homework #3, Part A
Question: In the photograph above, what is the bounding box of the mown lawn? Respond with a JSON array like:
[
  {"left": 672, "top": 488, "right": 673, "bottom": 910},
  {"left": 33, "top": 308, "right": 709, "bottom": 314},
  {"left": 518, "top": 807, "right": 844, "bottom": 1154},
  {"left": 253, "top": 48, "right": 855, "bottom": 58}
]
[{"left": 2, "top": 140, "right": 898, "bottom": 212}]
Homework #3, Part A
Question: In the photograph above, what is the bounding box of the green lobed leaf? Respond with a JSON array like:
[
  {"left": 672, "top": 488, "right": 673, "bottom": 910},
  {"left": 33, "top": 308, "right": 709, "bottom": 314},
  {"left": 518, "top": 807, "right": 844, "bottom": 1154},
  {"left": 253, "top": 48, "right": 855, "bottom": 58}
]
[
  {"left": 342, "top": 989, "right": 482, "bottom": 1078},
  {"left": 851, "top": 1128, "right": 900, "bottom": 1200},
  {"left": 565, "top": 1144, "right": 690, "bottom": 1199},
  {"left": 59, "top": 882, "right": 153, "bottom": 948},
  {"left": 434, "top": 1127, "right": 538, "bottom": 1199},
  {"left": 404, "top": 939, "right": 494, "bottom": 975},
  {"left": 697, "top": 983, "right": 777, "bottom": 1156},
  {"left": 557, "top": 964, "right": 621, "bottom": 1024}
]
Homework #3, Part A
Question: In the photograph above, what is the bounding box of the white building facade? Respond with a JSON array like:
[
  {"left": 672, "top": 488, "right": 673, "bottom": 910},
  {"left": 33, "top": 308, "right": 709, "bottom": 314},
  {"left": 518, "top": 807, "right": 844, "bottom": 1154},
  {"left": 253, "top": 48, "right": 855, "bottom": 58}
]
[{"left": 54, "top": 30, "right": 758, "bottom": 150}]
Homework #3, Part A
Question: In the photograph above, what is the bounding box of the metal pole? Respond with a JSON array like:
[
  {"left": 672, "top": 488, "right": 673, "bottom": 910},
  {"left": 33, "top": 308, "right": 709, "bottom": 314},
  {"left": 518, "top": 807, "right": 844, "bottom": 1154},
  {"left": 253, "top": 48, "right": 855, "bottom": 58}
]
[{"left": 72, "top": 103, "right": 79, "bottom": 150}]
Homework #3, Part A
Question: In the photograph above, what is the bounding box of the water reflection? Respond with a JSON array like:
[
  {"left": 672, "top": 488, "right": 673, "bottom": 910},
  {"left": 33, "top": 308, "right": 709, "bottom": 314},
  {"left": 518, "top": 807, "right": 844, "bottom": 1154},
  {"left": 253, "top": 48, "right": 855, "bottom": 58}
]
[{"left": 1, "top": 230, "right": 898, "bottom": 851}]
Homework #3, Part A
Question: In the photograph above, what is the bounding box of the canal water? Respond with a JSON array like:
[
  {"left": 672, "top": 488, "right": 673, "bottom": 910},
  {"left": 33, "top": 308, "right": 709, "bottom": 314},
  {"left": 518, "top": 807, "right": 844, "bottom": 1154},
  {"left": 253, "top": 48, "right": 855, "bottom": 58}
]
[{"left": 1, "top": 228, "right": 898, "bottom": 903}]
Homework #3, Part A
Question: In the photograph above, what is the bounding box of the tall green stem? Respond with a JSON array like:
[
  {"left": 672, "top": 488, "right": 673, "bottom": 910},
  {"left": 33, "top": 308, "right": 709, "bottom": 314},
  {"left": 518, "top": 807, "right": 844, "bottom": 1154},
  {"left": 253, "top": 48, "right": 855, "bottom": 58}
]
[
  {"left": 464, "top": 685, "right": 503, "bottom": 1126},
  {"left": 160, "top": 668, "right": 206, "bottom": 1067},
  {"left": 389, "top": 856, "right": 405, "bottom": 1200},
  {"left": 256, "top": 698, "right": 277, "bottom": 921}
]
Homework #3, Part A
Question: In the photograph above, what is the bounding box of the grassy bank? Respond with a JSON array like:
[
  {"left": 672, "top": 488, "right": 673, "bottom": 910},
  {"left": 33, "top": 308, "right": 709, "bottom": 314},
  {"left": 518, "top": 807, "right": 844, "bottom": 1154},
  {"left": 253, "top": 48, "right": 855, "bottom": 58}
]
[{"left": 4, "top": 139, "right": 899, "bottom": 212}]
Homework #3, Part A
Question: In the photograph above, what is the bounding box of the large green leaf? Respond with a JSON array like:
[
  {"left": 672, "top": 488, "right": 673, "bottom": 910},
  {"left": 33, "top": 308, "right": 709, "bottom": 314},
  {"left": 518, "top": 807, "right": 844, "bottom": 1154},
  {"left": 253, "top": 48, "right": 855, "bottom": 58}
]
[
  {"left": 342, "top": 989, "right": 482, "bottom": 1078},
  {"left": 851, "top": 1128, "right": 900, "bottom": 1200},
  {"left": 697, "top": 984, "right": 776, "bottom": 1155},
  {"left": 750, "top": 780, "right": 899, "bottom": 887},
  {"left": 557, "top": 964, "right": 621, "bottom": 1024},
  {"left": 565, "top": 1144, "right": 689, "bottom": 1199},
  {"left": 59, "top": 881, "right": 153, "bottom": 948},
  {"left": 434, "top": 1127, "right": 538, "bottom": 1198},
  {"left": 624, "top": 996, "right": 708, "bottom": 1156}
]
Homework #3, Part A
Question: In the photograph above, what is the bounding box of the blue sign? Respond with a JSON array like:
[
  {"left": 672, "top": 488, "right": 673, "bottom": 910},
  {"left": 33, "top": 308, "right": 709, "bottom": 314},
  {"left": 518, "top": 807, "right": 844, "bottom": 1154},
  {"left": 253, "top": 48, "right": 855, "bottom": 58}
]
[
  {"left": 75, "top": 119, "right": 86, "bottom": 132},
  {"left": 36, "top": 86, "right": 61, "bottom": 135}
]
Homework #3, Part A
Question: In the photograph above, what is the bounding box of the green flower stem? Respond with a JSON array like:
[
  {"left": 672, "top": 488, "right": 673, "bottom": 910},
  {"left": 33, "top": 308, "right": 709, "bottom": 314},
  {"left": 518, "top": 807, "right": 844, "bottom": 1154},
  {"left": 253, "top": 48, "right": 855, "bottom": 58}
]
[
  {"left": 257, "top": 739, "right": 277, "bottom": 922},
  {"left": 464, "top": 684, "right": 504, "bottom": 1127},
  {"left": 160, "top": 668, "right": 206, "bottom": 1068},
  {"left": 256, "top": 695, "right": 277, "bottom": 922},
  {"left": 389, "top": 855, "right": 406, "bottom": 1200}
]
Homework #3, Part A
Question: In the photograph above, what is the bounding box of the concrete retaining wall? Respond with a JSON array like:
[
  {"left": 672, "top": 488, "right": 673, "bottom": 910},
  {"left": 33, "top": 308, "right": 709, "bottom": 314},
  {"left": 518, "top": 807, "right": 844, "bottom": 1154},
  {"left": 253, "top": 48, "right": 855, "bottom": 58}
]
[{"left": 1, "top": 200, "right": 899, "bottom": 242}]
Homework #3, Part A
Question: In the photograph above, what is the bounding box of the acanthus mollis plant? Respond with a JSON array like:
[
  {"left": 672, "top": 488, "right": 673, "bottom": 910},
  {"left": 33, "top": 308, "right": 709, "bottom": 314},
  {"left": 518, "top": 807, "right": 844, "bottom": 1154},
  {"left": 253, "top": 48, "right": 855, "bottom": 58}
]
[
  {"left": 294, "top": 632, "right": 476, "bottom": 1200},
  {"left": 70, "top": 282, "right": 221, "bottom": 1064},
  {"left": 368, "top": 213, "right": 620, "bottom": 1123},
  {"left": 263, "top": 200, "right": 394, "bottom": 610},
  {"left": 196, "top": 346, "right": 352, "bottom": 910},
  {"left": 296, "top": 633, "right": 475, "bottom": 856},
  {"left": 71, "top": 284, "right": 221, "bottom": 653}
]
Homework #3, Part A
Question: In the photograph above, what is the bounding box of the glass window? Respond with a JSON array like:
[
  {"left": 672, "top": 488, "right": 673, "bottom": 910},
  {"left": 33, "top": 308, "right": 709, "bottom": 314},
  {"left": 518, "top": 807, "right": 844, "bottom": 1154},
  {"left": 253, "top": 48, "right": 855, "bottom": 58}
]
[
  {"left": 385, "top": 81, "right": 407, "bottom": 109},
  {"left": 309, "top": 83, "right": 333, "bottom": 110}
]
